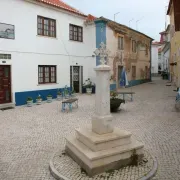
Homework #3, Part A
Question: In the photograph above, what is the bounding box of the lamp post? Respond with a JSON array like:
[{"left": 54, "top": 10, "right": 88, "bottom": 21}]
[
  {"left": 114, "top": 12, "right": 120, "bottom": 22},
  {"left": 136, "top": 17, "right": 144, "bottom": 30},
  {"left": 129, "top": 18, "right": 134, "bottom": 28}
]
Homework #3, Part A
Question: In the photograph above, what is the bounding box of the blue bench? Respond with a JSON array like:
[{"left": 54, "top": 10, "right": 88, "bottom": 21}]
[{"left": 62, "top": 98, "right": 78, "bottom": 112}]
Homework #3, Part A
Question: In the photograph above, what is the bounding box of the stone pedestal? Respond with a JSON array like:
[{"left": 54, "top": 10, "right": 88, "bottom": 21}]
[
  {"left": 65, "top": 65, "right": 144, "bottom": 176},
  {"left": 92, "top": 65, "right": 113, "bottom": 134}
]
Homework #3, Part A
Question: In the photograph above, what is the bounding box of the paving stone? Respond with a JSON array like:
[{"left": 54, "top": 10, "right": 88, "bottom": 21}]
[{"left": 0, "top": 78, "right": 179, "bottom": 179}]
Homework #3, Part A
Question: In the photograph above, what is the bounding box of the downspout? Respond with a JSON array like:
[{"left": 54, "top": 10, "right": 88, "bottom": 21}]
[{"left": 150, "top": 40, "right": 153, "bottom": 81}]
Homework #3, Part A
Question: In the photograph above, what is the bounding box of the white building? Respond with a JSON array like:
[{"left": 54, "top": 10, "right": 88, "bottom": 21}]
[
  {"left": 151, "top": 25, "right": 170, "bottom": 77},
  {"left": 151, "top": 42, "right": 161, "bottom": 75},
  {"left": 0, "top": 0, "right": 96, "bottom": 106}
]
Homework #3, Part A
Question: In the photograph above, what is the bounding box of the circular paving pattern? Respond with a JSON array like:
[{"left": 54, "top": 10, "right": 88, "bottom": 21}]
[{"left": 50, "top": 149, "right": 157, "bottom": 180}]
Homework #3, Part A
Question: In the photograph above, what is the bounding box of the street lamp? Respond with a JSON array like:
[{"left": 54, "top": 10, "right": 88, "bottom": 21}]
[
  {"left": 114, "top": 12, "right": 120, "bottom": 22},
  {"left": 129, "top": 18, "right": 134, "bottom": 28},
  {"left": 136, "top": 17, "right": 144, "bottom": 30}
]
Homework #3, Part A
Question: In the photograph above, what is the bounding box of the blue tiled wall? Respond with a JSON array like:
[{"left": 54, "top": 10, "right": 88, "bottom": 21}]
[
  {"left": 95, "top": 20, "right": 107, "bottom": 66},
  {"left": 15, "top": 87, "right": 70, "bottom": 106}
]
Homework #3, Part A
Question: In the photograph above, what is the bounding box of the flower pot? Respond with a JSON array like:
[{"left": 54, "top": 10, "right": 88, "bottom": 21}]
[
  {"left": 57, "top": 95, "right": 62, "bottom": 101},
  {"left": 36, "top": 99, "right": 42, "bottom": 105},
  {"left": 110, "top": 98, "right": 125, "bottom": 112},
  {"left": 86, "top": 88, "right": 92, "bottom": 94},
  {"left": 71, "top": 93, "right": 76, "bottom": 98},
  {"left": 27, "top": 100, "right": 33, "bottom": 107},
  {"left": 64, "top": 94, "right": 70, "bottom": 99},
  {"left": 47, "top": 96, "right": 52, "bottom": 103}
]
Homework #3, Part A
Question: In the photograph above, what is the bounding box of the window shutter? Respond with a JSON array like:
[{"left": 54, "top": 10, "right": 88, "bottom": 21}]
[{"left": 174, "top": 0, "right": 180, "bottom": 31}]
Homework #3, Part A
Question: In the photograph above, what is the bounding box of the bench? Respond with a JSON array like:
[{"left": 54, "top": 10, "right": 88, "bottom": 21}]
[
  {"left": 62, "top": 98, "right": 78, "bottom": 112},
  {"left": 116, "top": 92, "right": 135, "bottom": 102}
]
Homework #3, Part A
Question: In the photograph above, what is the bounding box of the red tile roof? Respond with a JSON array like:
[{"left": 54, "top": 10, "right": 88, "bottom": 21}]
[
  {"left": 158, "top": 48, "right": 162, "bottom": 53},
  {"left": 87, "top": 14, "right": 96, "bottom": 21},
  {"left": 36, "top": 0, "right": 87, "bottom": 17},
  {"left": 152, "top": 41, "right": 161, "bottom": 45}
]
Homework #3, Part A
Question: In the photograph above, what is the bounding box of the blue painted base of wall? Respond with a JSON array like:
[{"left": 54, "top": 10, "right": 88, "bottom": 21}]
[
  {"left": 110, "top": 79, "right": 150, "bottom": 90},
  {"left": 110, "top": 84, "right": 117, "bottom": 91},
  {"left": 127, "top": 79, "right": 151, "bottom": 87},
  {"left": 82, "top": 86, "right": 96, "bottom": 94},
  {"left": 15, "top": 87, "right": 70, "bottom": 106}
]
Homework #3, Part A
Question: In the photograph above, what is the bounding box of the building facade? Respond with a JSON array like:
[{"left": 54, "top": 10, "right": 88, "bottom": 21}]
[
  {"left": 0, "top": 0, "right": 96, "bottom": 106},
  {"left": 87, "top": 17, "right": 153, "bottom": 90},
  {"left": 167, "top": 0, "right": 180, "bottom": 86},
  {"left": 151, "top": 42, "right": 161, "bottom": 76}
]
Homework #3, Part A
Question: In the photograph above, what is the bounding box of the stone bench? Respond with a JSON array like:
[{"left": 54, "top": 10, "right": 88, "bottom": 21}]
[
  {"left": 62, "top": 98, "right": 78, "bottom": 112},
  {"left": 117, "top": 92, "right": 135, "bottom": 102}
]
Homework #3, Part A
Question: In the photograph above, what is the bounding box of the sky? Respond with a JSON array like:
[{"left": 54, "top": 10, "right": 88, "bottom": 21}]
[{"left": 64, "top": 0, "right": 170, "bottom": 41}]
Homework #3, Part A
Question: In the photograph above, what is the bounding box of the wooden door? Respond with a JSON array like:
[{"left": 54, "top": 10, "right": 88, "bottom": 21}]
[
  {"left": 132, "top": 66, "right": 136, "bottom": 80},
  {"left": 0, "top": 66, "right": 11, "bottom": 104}
]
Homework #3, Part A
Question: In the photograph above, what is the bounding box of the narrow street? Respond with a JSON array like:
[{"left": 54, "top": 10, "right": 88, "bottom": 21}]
[{"left": 0, "top": 78, "right": 180, "bottom": 180}]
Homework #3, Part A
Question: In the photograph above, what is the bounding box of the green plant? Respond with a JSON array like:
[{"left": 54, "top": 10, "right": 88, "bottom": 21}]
[
  {"left": 71, "top": 88, "right": 76, "bottom": 94},
  {"left": 131, "top": 150, "right": 139, "bottom": 166},
  {"left": 27, "top": 97, "right": 33, "bottom": 101},
  {"left": 47, "top": 94, "right": 52, "bottom": 98},
  {"left": 57, "top": 90, "right": 61, "bottom": 95},
  {"left": 83, "top": 78, "right": 94, "bottom": 88},
  {"left": 36, "top": 94, "right": 42, "bottom": 100},
  {"left": 64, "top": 85, "right": 69, "bottom": 96},
  {"left": 110, "top": 91, "right": 118, "bottom": 99}
]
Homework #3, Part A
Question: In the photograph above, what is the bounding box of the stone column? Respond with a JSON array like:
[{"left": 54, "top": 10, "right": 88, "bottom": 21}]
[{"left": 92, "top": 65, "right": 114, "bottom": 135}]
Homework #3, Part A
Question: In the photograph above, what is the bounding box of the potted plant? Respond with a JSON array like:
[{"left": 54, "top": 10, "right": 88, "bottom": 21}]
[
  {"left": 110, "top": 91, "right": 125, "bottom": 112},
  {"left": 83, "top": 78, "right": 94, "bottom": 94},
  {"left": 70, "top": 88, "right": 76, "bottom": 97},
  {"left": 57, "top": 90, "right": 62, "bottom": 101},
  {"left": 27, "top": 97, "right": 33, "bottom": 107},
  {"left": 64, "top": 86, "right": 70, "bottom": 99},
  {"left": 36, "top": 94, "right": 42, "bottom": 105},
  {"left": 47, "top": 94, "right": 53, "bottom": 103}
]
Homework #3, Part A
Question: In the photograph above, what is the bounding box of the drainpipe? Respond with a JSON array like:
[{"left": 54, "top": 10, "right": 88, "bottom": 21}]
[{"left": 150, "top": 40, "right": 153, "bottom": 81}]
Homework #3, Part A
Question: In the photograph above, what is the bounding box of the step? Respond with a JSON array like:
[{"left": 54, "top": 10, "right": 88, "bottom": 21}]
[
  {"left": 66, "top": 136, "right": 144, "bottom": 168},
  {"left": 0, "top": 103, "right": 15, "bottom": 110},
  {"left": 76, "top": 127, "right": 132, "bottom": 151}
]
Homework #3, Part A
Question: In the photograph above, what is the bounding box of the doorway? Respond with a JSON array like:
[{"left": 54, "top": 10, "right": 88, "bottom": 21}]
[
  {"left": 0, "top": 65, "right": 11, "bottom": 104},
  {"left": 118, "top": 65, "right": 123, "bottom": 88},
  {"left": 70, "top": 66, "right": 83, "bottom": 93}
]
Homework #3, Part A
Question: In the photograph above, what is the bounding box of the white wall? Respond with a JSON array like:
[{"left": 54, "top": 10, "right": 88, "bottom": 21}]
[
  {"left": 0, "top": 0, "right": 96, "bottom": 103},
  {"left": 164, "top": 49, "right": 170, "bottom": 71},
  {"left": 151, "top": 45, "right": 159, "bottom": 74}
]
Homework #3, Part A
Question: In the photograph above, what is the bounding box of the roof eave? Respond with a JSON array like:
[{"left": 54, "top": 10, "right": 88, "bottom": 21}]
[
  {"left": 31, "top": 0, "right": 87, "bottom": 18},
  {"left": 167, "top": 0, "right": 173, "bottom": 15},
  {"left": 97, "top": 17, "right": 153, "bottom": 40}
]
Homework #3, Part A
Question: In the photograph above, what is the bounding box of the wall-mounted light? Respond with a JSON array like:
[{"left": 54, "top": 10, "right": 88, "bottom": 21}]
[{"left": 92, "top": 55, "right": 95, "bottom": 58}]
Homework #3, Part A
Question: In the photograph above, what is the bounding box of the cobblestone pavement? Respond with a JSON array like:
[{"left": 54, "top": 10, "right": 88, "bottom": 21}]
[{"left": 0, "top": 78, "right": 180, "bottom": 180}]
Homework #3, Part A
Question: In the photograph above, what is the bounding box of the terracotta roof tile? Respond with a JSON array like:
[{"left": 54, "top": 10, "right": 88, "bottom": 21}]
[
  {"left": 87, "top": 14, "right": 96, "bottom": 21},
  {"left": 36, "top": 0, "right": 86, "bottom": 17}
]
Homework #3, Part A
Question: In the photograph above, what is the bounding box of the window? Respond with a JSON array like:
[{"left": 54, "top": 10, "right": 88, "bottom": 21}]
[
  {"left": 132, "top": 40, "right": 137, "bottom": 53},
  {"left": 0, "top": 54, "right": 11, "bottom": 59},
  {"left": 38, "top": 65, "right": 56, "bottom": 84},
  {"left": 0, "top": 23, "right": 15, "bottom": 39},
  {"left": 132, "top": 66, "right": 136, "bottom": 80},
  {"left": 37, "top": 16, "right": 56, "bottom": 37},
  {"left": 69, "top": 24, "right": 83, "bottom": 42},
  {"left": 118, "top": 37, "right": 124, "bottom": 50}
]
